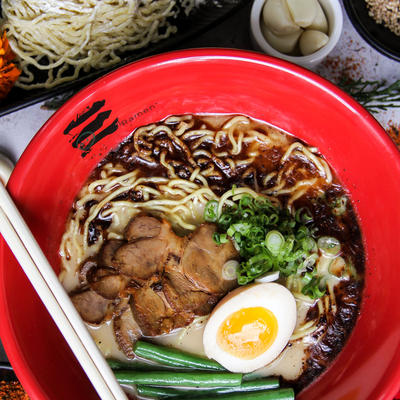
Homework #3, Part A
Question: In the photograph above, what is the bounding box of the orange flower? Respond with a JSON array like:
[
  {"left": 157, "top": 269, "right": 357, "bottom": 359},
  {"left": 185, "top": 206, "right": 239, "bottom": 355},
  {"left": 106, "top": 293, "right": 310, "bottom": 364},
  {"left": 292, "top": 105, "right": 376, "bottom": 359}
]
[
  {"left": 0, "top": 31, "right": 21, "bottom": 100},
  {"left": 0, "top": 31, "right": 17, "bottom": 62}
]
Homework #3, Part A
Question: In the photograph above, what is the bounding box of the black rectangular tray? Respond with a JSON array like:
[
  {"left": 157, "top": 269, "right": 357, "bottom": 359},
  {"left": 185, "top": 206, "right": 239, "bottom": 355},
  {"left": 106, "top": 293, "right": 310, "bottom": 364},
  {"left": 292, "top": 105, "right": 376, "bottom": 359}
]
[{"left": 0, "top": 0, "right": 250, "bottom": 117}]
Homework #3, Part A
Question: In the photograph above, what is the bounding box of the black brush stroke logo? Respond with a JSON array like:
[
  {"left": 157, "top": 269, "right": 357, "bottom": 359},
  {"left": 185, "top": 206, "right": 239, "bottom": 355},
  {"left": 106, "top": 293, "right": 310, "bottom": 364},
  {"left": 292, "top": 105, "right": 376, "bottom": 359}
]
[{"left": 64, "top": 100, "right": 119, "bottom": 158}]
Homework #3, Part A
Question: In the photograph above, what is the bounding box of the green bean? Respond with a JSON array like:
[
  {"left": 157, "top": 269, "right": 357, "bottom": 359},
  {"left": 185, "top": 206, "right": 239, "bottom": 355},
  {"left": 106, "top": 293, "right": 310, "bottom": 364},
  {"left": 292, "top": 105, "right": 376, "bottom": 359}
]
[
  {"left": 114, "top": 370, "right": 243, "bottom": 388},
  {"left": 136, "top": 378, "right": 280, "bottom": 398},
  {"left": 107, "top": 359, "right": 159, "bottom": 371},
  {"left": 134, "top": 341, "right": 225, "bottom": 371},
  {"left": 136, "top": 386, "right": 185, "bottom": 398},
  {"left": 214, "top": 378, "right": 280, "bottom": 393},
  {"left": 183, "top": 388, "right": 295, "bottom": 400}
]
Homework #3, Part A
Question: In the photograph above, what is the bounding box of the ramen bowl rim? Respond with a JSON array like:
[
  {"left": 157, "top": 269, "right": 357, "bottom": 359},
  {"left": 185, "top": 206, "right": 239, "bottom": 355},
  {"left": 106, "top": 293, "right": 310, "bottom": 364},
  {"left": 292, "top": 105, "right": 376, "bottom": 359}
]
[{"left": 0, "top": 48, "right": 400, "bottom": 400}]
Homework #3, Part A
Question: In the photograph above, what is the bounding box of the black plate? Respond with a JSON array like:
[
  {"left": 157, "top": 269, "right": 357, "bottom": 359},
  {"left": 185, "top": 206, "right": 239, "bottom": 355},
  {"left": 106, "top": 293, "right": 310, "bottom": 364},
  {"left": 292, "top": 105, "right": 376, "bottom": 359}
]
[
  {"left": 0, "top": 362, "right": 17, "bottom": 381},
  {"left": 0, "top": 0, "right": 250, "bottom": 117},
  {"left": 343, "top": 0, "right": 400, "bottom": 62}
]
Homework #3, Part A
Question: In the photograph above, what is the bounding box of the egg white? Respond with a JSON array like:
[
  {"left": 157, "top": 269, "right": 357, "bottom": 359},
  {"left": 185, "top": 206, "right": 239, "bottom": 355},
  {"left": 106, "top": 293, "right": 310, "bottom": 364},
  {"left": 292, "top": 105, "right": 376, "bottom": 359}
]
[{"left": 203, "top": 282, "right": 297, "bottom": 373}]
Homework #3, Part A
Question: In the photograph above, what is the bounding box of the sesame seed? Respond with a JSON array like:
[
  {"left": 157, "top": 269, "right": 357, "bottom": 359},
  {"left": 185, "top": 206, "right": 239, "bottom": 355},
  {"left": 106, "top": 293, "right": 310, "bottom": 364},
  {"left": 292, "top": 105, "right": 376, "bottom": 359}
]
[{"left": 364, "top": 0, "right": 400, "bottom": 36}]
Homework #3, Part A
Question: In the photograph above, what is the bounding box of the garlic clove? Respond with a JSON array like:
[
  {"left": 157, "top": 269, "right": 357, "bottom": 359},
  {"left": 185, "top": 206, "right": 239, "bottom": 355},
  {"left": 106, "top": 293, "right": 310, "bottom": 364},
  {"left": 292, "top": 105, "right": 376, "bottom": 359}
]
[
  {"left": 262, "top": 0, "right": 301, "bottom": 35},
  {"left": 309, "top": 1, "right": 328, "bottom": 33},
  {"left": 261, "top": 24, "right": 303, "bottom": 54},
  {"left": 286, "top": 0, "right": 318, "bottom": 28},
  {"left": 299, "top": 29, "right": 329, "bottom": 55}
]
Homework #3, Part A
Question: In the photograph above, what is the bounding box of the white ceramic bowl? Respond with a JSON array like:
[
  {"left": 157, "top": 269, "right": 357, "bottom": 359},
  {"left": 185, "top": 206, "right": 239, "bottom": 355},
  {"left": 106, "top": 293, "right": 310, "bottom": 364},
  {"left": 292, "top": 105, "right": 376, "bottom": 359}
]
[{"left": 250, "top": 0, "right": 343, "bottom": 69}]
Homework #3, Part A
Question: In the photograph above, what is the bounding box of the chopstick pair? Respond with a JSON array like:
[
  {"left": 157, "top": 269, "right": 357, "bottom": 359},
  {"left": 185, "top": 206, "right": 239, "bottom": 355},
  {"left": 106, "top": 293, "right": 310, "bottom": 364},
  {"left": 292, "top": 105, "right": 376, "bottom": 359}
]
[{"left": 0, "top": 178, "right": 127, "bottom": 400}]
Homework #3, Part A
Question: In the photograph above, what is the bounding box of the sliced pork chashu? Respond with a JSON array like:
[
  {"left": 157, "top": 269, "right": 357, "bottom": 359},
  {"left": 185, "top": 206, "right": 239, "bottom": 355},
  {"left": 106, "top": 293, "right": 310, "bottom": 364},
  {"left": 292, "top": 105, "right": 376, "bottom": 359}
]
[
  {"left": 70, "top": 214, "right": 239, "bottom": 355},
  {"left": 125, "top": 214, "right": 162, "bottom": 241},
  {"left": 129, "top": 285, "right": 193, "bottom": 336},
  {"left": 87, "top": 267, "right": 130, "bottom": 300},
  {"left": 71, "top": 288, "right": 115, "bottom": 325},
  {"left": 99, "top": 239, "right": 124, "bottom": 267},
  {"left": 162, "top": 223, "right": 238, "bottom": 324},
  {"left": 79, "top": 258, "right": 97, "bottom": 286},
  {"left": 112, "top": 217, "right": 182, "bottom": 284},
  {"left": 180, "top": 223, "right": 238, "bottom": 295},
  {"left": 114, "top": 303, "right": 141, "bottom": 359},
  {"left": 112, "top": 238, "right": 166, "bottom": 281},
  {"left": 162, "top": 270, "right": 219, "bottom": 316}
]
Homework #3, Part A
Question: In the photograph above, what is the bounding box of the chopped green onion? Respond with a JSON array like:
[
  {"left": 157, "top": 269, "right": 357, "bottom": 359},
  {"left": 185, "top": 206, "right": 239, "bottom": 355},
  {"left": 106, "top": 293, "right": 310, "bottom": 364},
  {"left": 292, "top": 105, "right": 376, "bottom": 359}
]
[
  {"left": 205, "top": 192, "right": 327, "bottom": 299},
  {"left": 301, "top": 273, "right": 326, "bottom": 299},
  {"left": 204, "top": 200, "right": 219, "bottom": 222},
  {"left": 222, "top": 260, "right": 240, "bottom": 280},
  {"left": 302, "top": 237, "right": 317, "bottom": 252},
  {"left": 295, "top": 207, "right": 313, "bottom": 223},
  {"left": 227, "top": 223, "right": 251, "bottom": 236},
  {"left": 213, "top": 232, "right": 228, "bottom": 244},
  {"left": 265, "top": 230, "right": 285, "bottom": 256},
  {"left": 317, "top": 236, "right": 341, "bottom": 257},
  {"left": 302, "top": 253, "right": 318, "bottom": 270},
  {"left": 204, "top": 200, "right": 218, "bottom": 222},
  {"left": 239, "top": 194, "right": 252, "bottom": 208}
]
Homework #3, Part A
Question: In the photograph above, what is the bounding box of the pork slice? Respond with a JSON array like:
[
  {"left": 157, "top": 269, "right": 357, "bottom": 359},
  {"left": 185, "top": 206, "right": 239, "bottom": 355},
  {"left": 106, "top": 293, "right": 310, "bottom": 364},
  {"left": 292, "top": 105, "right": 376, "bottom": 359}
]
[
  {"left": 71, "top": 289, "right": 114, "bottom": 324},
  {"left": 99, "top": 239, "right": 124, "bottom": 266},
  {"left": 112, "top": 238, "right": 166, "bottom": 281},
  {"left": 163, "top": 270, "right": 218, "bottom": 316},
  {"left": 181, "top": 223, "right": 239, "bottom": 294},
  {"left": 125, "top": 215, "right": 162, "bottom": 242},
  {"left": 113, "top": 304, "right": 141, "bottom": 359},
  {"left": 79, "top": 258, "right": 97, "bottom": 286},
  {"left": 125, "top": 215, "right": 182, "bottom": 244},
  {"left": 88, "top": 267, "right": 130, "bottom": 299},
  {"left": 130, "top": 286, "right": 193, "bottom": 336},
  {"left": 113, "top": 217, "right": 184, "bottom": 283}
]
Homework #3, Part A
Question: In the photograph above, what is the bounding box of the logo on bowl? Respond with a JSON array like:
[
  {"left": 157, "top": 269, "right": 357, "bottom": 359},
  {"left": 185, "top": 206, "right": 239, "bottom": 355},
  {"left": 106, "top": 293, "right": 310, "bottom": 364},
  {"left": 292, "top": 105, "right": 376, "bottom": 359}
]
[
  {"left": 64, "top": 99, "right": 119, "bottom": 158},
  {"left": 117, "top": 103, "right": 158, "bottom": 128}
]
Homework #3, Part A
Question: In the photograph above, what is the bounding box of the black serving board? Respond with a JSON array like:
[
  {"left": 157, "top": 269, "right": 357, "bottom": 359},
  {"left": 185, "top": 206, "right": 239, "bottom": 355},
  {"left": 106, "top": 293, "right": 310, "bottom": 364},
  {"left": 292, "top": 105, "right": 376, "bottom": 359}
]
[
  {"left": 343, "top": 0, "right": 400, "bottom": 63},
  {"left": 0, "top": 0, "right": 250, "bottom": 117}
]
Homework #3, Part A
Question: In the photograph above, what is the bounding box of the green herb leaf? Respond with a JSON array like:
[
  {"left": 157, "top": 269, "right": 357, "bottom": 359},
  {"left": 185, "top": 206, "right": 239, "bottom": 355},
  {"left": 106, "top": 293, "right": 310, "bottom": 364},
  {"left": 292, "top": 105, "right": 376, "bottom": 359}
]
[{"left": 338, "top": 77, "right": 400, "bottom": 113}]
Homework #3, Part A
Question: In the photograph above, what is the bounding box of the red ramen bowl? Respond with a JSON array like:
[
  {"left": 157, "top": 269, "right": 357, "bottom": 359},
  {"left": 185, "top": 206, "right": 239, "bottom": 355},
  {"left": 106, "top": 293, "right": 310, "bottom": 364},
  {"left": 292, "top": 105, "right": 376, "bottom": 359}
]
[{"left": 1, "top": 49, "right": 400, "bottom": 400}]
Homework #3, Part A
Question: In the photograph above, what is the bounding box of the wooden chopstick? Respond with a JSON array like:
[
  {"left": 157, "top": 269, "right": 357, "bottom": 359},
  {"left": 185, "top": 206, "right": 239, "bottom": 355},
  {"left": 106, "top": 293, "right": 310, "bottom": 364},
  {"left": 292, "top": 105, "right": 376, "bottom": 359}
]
[{"left": 0, "top": 183, "right": 127, "bottom": 400}]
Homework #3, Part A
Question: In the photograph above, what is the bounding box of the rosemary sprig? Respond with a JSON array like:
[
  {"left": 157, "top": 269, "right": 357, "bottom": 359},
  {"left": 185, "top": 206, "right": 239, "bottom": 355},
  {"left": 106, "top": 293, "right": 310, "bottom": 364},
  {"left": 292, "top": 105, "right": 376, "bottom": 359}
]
[{"left": 338, "top": 77, "right": 400, "bottom": 113}]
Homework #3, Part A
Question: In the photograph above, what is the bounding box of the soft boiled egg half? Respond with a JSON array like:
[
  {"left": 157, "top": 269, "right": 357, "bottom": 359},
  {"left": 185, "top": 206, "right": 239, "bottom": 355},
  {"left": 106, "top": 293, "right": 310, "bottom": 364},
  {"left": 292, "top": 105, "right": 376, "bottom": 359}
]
[{"left": 203, "top": 282, "right": 296, "bottom": 373}]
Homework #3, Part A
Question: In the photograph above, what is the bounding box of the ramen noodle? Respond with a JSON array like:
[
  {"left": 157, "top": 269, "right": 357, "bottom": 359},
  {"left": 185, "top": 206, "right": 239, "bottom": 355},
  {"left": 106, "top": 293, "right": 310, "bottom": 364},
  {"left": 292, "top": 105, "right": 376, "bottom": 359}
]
[{"left": 1, "top": 0, "right": 200, "bottom": 89}]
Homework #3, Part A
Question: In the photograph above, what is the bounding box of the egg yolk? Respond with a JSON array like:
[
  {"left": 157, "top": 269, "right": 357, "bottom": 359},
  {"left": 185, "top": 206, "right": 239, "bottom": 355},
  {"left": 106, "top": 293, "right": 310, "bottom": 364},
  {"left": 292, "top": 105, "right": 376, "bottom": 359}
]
[{"left": 217, "top": 307, "right": 278, "bottom": 360}]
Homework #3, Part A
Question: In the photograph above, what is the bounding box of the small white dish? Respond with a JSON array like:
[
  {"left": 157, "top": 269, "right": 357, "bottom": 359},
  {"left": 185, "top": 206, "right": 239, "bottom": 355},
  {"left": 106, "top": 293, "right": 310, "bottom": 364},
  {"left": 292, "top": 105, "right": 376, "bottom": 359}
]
[{"left": 250, "top": 0, "right": 343, "bottom": 69}]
